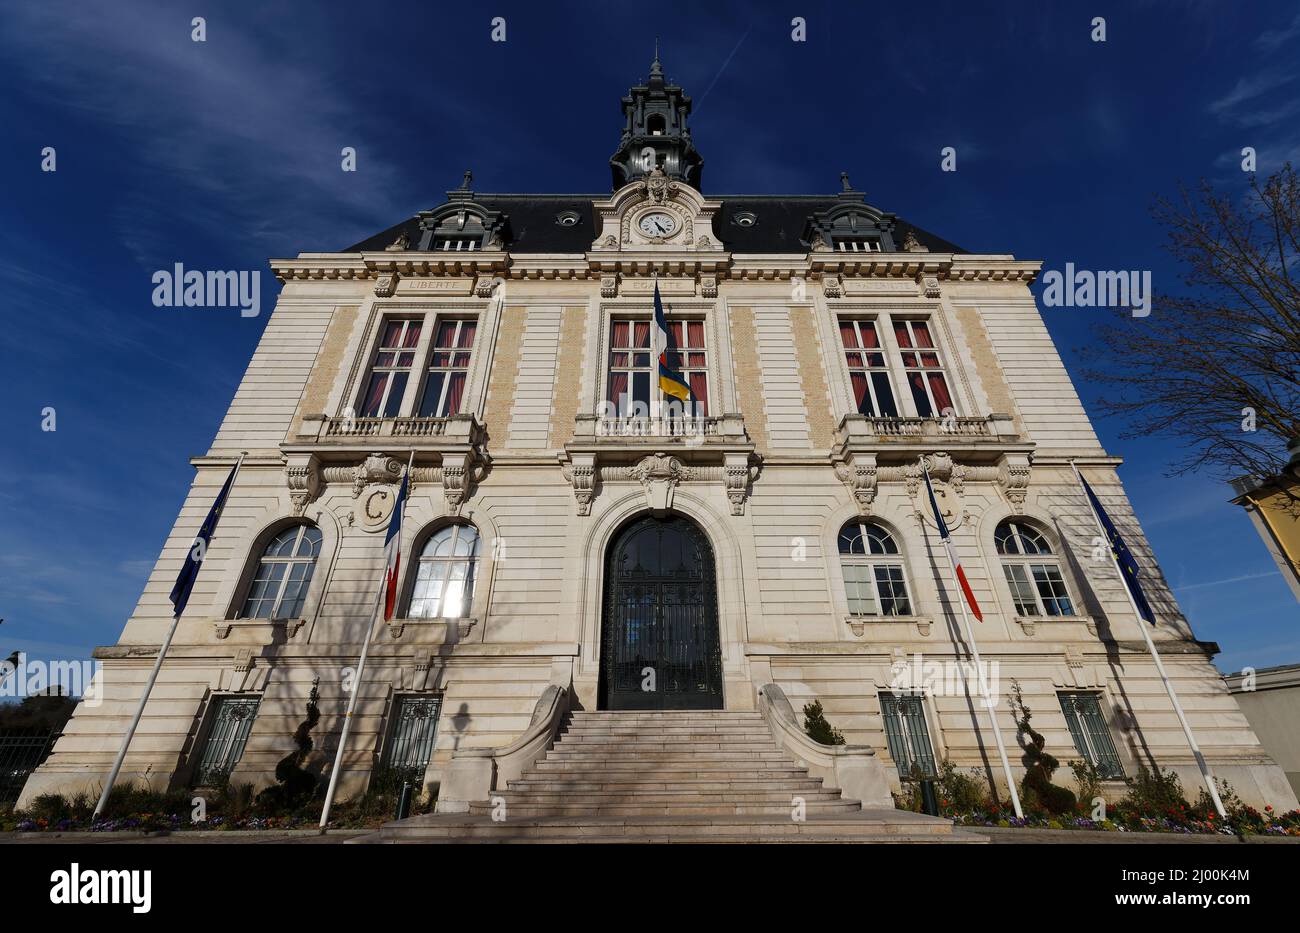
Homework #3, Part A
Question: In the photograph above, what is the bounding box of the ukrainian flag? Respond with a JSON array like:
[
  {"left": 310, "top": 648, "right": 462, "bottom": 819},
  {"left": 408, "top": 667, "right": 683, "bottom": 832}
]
[{"left": 653, "top": 280, "right": 693, "bottom": 403}]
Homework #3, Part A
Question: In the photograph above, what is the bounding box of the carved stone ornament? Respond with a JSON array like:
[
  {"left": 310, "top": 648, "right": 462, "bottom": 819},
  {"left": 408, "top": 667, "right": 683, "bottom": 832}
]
[
  {"left": 374, "top": 272, "right": 398, "bottom": 298},
  {"left": 997, "top": 452, "right": 1032, "bottom": 512},
  {"left": 285, "top": 453, "right": 321, "bottom": 516},
  {"left": 809, "top": 232, "right": 828, "bottom": 252},
  {"left": 352, "top": 452, "right": 404, "bottom": 498},
  {"left": 634, "top": 452, "right": 685, "bottom": 511},
  {"left": 475, "top": 276, "right": 496, "bottom": 298},
  {"left": 724, "top": 452, "right": 756, "bottom": 516},
  {"left": 833, "top": 452, "right": 878, "bottom": 514},
  {"left": 643, "top": 166, "right": 676, "bottom": 204},
  {"left": 920, "top": 274, "right": 941, "bottom": 298},
  {"left": 601, "top": 274, "right": 618, "bottom": 298},
  {"left": 823, "top": 274, "right": 843, "bottom": 298},
  {"left": 700, "top": 274, "right": 718, "bottom": 299},
  {"left": 442, "top": 458, "right": 469, "bottom": 515},
  {"left": 601, "top": 234, "right": 619, "bottom": 249},
  {"left": 902, "top": 230, "right": 928, "bottom": 253},
  {"left": 385, "top": 231, "right": 409, "bottom": 251}
]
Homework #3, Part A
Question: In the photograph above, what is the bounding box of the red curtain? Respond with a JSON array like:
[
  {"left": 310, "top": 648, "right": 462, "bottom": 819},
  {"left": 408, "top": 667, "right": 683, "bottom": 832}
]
[
  {"left": 607, "top": 371, "right": 629, "bottom": 412},
  {"left": 633, "top": 320, "right": 650, "bottom": 348},
  {"left": 689, "top": 372, "right": 709, "bottom": 415},
  {"left": 360, "top": 373, "right": 387, "bottom": 417},
  {"left": 850, "top": 372, "right": 870, "bottom": 414},
  {"left": 445, "top": 372, "right": 466, "bottom": 415},
  {"left": 928, "top": 373, "right": 953, "bottom": 414}
]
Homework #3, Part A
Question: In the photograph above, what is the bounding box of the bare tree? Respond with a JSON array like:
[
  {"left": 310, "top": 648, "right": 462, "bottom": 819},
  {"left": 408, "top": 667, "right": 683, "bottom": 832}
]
[{"left": 1084, "top": 164, "right": 1300, "bottom": 485}]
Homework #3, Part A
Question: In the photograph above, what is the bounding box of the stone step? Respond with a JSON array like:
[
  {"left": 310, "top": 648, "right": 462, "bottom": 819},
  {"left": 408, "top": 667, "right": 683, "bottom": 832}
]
[
  {"left": 465, "top": 801, "right": 862, "bottom": 818},
  {"left": 357, "top": 811, "right": 984, "bottom": 844},
  {"left": 482, "top": 789, "right": 845, "bottom": 805},
  {"left": 549, "top": 741, "right": 781, "bottom": 753},
  {"left": 561, "top": 730, "right": 776, "bottom": 741},
  {"left": 544, "top": 748, "right": 790, "bottom": 760},
  {"left": 569, "top": 717, "right": 759, "bottom": 722},
  {"left": 506, "top": 778, "right": 828, "bottom": 793},
  {"left": 522, "top": 764, "right": 806, "bottom": 779}
]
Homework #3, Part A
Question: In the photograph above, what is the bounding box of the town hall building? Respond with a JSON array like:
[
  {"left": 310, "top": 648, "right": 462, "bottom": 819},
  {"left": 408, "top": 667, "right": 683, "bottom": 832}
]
[{"left": 22, "top": 56, "right": 1297, "bottom": 837}]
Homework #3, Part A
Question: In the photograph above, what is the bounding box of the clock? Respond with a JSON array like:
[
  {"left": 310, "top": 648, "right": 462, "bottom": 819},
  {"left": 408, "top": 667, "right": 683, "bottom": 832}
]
[{"left": 638, "top": 212, "right": 678, "bottom": 237}]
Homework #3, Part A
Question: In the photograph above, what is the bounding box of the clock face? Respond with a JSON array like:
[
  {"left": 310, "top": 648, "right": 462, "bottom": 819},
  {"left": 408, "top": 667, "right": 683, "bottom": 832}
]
[{"left": 638, "top": 212, "right": 678, "bottom": 237}]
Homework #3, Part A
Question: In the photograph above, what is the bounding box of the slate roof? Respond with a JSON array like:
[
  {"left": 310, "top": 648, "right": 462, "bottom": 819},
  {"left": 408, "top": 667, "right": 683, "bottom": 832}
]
[{"left": 344, "top": 193, "right": 966, "bottom": 255}]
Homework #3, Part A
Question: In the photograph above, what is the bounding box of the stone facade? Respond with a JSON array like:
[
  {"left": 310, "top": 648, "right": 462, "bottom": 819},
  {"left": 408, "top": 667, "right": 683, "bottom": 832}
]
[{"left": 21, "top": 65, "right": 1298, "bottom": 815}]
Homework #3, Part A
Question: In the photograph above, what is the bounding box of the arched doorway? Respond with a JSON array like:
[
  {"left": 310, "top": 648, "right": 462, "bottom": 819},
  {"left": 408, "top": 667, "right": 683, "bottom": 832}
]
[{"left": 599, "top": 513, "right": 724, "bottom": 710}]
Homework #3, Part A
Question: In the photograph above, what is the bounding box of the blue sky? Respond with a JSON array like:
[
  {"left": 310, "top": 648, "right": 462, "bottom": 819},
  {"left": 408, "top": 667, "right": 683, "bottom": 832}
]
[{"left": 2, "top": 0, "right": 1299, "bottom": 677}]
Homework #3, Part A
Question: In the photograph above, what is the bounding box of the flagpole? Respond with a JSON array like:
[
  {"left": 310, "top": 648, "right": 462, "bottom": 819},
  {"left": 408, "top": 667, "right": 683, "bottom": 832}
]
[
  {"left": 94, "top": 452, "right": 246, "bottom": 820},
  {"left": 1069, "top": 460, "right": 1226, "bottom": 819},
  {"left": 319, "top": 450, "right": 415, "bottom": 832},
  {"left": 921, "top": 458, "right": 1024, "bottom": 819}
]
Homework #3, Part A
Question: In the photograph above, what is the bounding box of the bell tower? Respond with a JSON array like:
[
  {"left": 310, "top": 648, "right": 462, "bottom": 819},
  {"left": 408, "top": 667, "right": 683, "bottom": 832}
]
[{"left": 609, "top": 47, "right": 704, "bottom": 190}]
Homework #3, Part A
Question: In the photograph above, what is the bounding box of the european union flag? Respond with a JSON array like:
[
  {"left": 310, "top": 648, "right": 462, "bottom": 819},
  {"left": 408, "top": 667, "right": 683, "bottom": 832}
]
[
  {"left": 170, "top": 459, "right": 241, "bottom": 618},
  {"left": 1078, "top": 472, "right": 1156, "bottom": 625}
]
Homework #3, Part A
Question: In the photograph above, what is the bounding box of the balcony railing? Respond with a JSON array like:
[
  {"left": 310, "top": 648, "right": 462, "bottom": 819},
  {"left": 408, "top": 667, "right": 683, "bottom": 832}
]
[
  {"left": 869, "top": 416, "right": 993, "bottom": 437},
  {"left": 593, "top": 416, "right": 722, "bottom": 438},
  {"left": 309, "top": 413, "right": 483, "bottom": 444}
]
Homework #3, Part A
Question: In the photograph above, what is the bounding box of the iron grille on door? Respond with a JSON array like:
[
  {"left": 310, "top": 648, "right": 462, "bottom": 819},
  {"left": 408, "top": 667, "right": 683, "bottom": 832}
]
[
  {"left": 600, "top": 515, "right": 723, "bottom": 710},
  {"left": 879, "top": 692, "right": 937, "bottom": 779},
  {"left": 193, "top": 696, "right": 260, "bottom": 786},
  {"left": 381, "top": 695, "right": 442, "bottom": 772},
  {"left": 1058, "top": 692, "right": 1125, "bottom": 779}
]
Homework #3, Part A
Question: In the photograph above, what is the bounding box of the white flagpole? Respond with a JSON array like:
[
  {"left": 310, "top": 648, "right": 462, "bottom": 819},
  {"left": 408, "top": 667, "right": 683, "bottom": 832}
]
[
  {"left": 319, "top": 450, "right": 415, "bottom": 831},
  {"left": 1070, "top": 460, "right": 1226, "bottom": 819},
  {"left": 922, "top": 458, "right": 1024, "bottom": 819},
  {"left": 94, "top": 451, "right": 246, "bottom": 820}
]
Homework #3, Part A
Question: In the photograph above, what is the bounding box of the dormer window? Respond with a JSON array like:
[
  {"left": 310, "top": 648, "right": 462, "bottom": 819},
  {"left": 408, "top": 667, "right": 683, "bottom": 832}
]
[
  {"left": 433, "top": 237, "right": 479, "bottom": 251},
  {"left": 556, "top": 211, "right": 581, "bottom": 227},
  {"left": 733, "top": 211, "right": 757, "bottom": 228},
  {"left": 836, "top": 237, "right": 881, "bottom": 252},
  {"left": 647, "top": 114, "right": 666, "bottom": 136}
]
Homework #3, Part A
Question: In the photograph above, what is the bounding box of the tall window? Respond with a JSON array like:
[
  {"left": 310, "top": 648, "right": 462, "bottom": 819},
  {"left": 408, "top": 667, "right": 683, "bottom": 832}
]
[
  {"left": 607, "top": 319, "right": 652, "bottom": 417},
  {"left": 418, "top": 319, "right": 476, "bottom": 417},
  {"left": 995, "top": 520, "right": 1075, "bottom": 617},
  {"left": 359, "top": 318, "right": 422, "bottom": 417},
  {"left": 1058, "top": 692, "right": 1125, "bottom": 778},
  {"left": 893, "top": 319, "right": 954, "bottom": 417},
  {"left": 879, "top": 693, "right": 937, "bottom": 779},
  {"left": 192, "top": 696, "right": 260, "bottom": 786},
  {"left": 409, "top": 524, "right": 480, "bottom": 619},
  {"left": 665, "top": 319, "right": 709, "bottom": 415},
  {"left": 839, "top": 318, "right": 899, "bottom": 417},
  {"left": 380, "top": 695, "right": 442, "bottom": 778},
  {"left": 240, "top": 525, "right": 323, "bottom": 619},
  {"left": 838, "top": 520, "right": 912, "bottom": 616}
]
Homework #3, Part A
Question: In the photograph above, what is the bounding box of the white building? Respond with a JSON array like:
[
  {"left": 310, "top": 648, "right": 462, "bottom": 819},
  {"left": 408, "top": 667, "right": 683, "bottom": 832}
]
[{"left": 23, "top": 57, "right": 1297, "bottom": 824}]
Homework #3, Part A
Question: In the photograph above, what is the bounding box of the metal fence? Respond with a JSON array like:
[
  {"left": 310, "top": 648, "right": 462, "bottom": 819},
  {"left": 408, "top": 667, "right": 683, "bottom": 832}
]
[{"left": 0, "top": 728, "right": 59, "bottom": 805}]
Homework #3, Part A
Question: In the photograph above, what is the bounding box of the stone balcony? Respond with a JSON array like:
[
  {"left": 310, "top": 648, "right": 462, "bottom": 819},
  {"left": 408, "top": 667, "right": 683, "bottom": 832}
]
[
  {"left": 562, "top": 412, "right": 756, "bottom": 517},
  {"left": 570, "top": 412, "right": 748, "bottom": 446},
  {"left": 283, "top": 413, "right": 489, "bottom": 518},
  {"left": 303, "top": 412, "right": 486, "bottom": 446},
  {"left": 835, "top": 412, "right": 1025, "bottom": 461},
  {"left": 830, "top": 412, "right": 1034, "bottom": 515}
]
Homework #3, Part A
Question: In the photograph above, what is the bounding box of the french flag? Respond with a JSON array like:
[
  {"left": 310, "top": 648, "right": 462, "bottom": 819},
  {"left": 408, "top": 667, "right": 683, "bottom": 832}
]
[
  {"left": 382, "top": 468, "right": 410, "bottom": 621},
  {"left": 922, "top": 466, "right": 983, "bottom": 622}
]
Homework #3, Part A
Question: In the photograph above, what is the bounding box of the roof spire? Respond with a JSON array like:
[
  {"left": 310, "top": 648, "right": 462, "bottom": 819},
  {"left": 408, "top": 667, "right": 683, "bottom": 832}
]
[{"left": 650, "top": 37, "right": 663, "bottom": 77}]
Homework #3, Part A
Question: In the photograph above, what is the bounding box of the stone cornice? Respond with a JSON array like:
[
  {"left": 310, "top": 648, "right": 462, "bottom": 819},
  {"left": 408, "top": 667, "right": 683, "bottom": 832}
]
[{"left": 270, "top": 251, "right": 1042, "bottom": 287}]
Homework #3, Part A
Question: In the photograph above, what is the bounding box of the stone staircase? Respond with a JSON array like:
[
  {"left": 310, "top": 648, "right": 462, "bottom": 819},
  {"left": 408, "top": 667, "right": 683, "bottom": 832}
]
[{"left": 354, "top": 710, "right": 983, "bottom": 843}]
